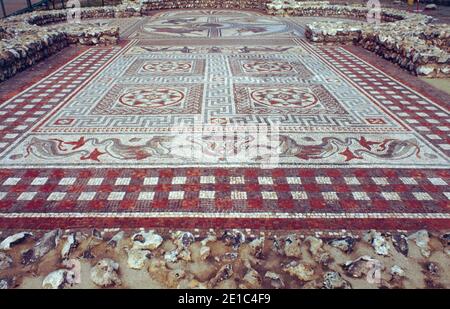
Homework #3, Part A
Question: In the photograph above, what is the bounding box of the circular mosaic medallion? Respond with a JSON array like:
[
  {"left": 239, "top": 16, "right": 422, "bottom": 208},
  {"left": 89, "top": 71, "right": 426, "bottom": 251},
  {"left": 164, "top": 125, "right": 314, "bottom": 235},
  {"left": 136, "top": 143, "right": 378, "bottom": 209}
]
[
  {"left": 143, "top": 16, "right": 289, "bottom": 38},
  {"left": 250, "top": 88, "right": 318, "bottom": 109},
  {"left": 119, "top": 88, "right": 184, "bottom": 108},
  {"left": 243, "top": 61, "right": 293, "bottom": 73},
  {"left": 142, "top": 61, "right": 192, "bottom": 73}
]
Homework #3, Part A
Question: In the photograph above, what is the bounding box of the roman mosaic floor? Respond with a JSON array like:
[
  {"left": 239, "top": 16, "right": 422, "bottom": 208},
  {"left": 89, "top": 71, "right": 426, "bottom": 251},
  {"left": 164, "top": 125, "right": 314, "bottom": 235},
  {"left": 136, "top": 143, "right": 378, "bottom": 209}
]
[{"left": 0, "top": 10, "right": 449, "bottom": 231}]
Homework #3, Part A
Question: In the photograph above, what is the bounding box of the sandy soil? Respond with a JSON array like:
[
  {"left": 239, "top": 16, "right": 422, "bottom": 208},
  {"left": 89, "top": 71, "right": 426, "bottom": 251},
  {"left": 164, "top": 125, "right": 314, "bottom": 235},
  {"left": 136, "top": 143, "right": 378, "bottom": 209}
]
[{"left": 421, "top": 78, "right": 450, "bottom": 95}]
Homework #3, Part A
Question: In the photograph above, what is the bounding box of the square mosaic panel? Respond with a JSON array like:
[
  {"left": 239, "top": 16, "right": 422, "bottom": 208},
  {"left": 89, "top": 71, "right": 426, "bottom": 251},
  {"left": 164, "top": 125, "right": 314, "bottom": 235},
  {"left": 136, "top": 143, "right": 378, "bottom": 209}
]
[
  {"left": 91, "top": 83, "right": 203, "bottom": 115},
  {"left": 0, "top": 37, "right": 447, "bottom": 170},
  {"left": 124, "top": 59, "right": 206, "bottom": 76},
  {"left": 233, "top": 84, "right": 347, "bottom": 115},
  {"left": 230, "top": 57, "right": 312, "bottom": 78}
]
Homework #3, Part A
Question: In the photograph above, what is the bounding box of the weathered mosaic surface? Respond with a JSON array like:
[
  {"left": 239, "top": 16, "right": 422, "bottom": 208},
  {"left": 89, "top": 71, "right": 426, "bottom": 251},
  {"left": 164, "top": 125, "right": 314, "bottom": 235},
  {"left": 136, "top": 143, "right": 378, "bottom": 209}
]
[
  {"left": 139, "top": 10, "right": 298, "bottom": 38},
  {"left": 0, "top": 10, "right": 448, "bottom": 229}
]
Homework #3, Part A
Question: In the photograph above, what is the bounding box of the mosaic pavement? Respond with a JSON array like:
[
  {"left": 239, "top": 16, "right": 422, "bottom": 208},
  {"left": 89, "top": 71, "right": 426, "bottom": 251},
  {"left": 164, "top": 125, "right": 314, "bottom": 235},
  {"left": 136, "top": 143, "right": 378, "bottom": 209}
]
[{"left": 0, "top": 10, "right": 448, "bottom": 229}]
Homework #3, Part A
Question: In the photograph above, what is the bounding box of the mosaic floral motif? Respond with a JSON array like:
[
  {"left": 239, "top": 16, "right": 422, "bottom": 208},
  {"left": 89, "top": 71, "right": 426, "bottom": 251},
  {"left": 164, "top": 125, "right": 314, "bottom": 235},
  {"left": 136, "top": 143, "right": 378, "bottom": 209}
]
[
  {"left": 16, "top": 136, "right": 172, "bottom": 162},
  {"left": 124, "top": 59, "right": 204, "bottom": 76},
  {"left": 125, "top": 45, "right": 306, "bottom": 55},
  {"left": 250, "top": 87, "right": 318, "bottom": 109},
  {"left": 242, "top": 60, "right": 294, "bottom": 73},
  {"left": 230, "top": 57, "right": 312, "bottom": 77},
  {"left": 91, "top": 84, "right": 203, "bottom": 115},
  {"left": 141, "top": 16, "right": 291, "bottom": 38},
  {"left": 234, "top": 84, "right": 346, "bottom": 115},
  {"left": 118, "top": 88, "right": 185, "bottom": 108},
  {"left": 277, "top": 135, "right": 422, "bottom": 162},
  {"left": 141, "top": 61, "right": 193, "bottom": 73},
  {"left": 14, "top": 135, "right": 422, "bottom": 164}
]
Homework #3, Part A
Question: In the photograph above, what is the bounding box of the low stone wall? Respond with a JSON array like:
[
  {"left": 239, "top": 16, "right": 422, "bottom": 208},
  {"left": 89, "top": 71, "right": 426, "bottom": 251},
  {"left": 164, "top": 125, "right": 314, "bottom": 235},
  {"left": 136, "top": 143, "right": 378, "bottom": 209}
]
[
  {"left": 305, "top": 21, "right": 362, "bottom": 44},
  {"left": 0, "top": 0, "right": 276, "bottom": 83},
  {"left": 0, "top": 30, "right": 68, "bottom": 81},
  {"left": 267, "top": 1, "right": 418, "bottom": 22},
  {"left": 420, "top": 24, "right": 450, "bottom": 53},
  {"left": 359, "top": 29, "right": 450, "bottom": 77},
  {"left": 0, "top": 25, "right": 9, "bottom": 40},
  {"left": 1, "top": 1, "right": 449, "bottom": 81},
  {"left": 140, "top": 0, "right": 270, "bottom": 12},
  {"left": 0, "top": 6, "right": 124, "bottom": 82},
  {"left": 267, "top": 1, "right": 449, "bottom": 78},
  {"left": 48, "top": 23, "right": 120, "bottom": 46},
  {"left": 114, "top": 4, "right": 142, "bottom": 18}
]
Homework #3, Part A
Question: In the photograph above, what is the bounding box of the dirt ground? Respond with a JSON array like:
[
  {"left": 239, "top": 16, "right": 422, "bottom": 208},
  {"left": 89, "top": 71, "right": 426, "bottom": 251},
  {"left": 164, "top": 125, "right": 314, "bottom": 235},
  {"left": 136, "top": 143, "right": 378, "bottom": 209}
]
[{"left": 421, "top": 78, "right": 450, "bottom": 95}]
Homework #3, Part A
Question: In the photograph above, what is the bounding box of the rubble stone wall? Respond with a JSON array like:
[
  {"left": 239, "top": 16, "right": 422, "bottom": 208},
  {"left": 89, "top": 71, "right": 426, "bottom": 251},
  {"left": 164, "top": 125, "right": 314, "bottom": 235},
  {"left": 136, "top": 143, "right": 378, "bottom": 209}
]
[
  {"left": 1, "top": 1, "right": 449, "bottom": 82},
  {"left": 267, "top": 1, "right": 449, "bottom": 78},
  {"left": 140, "top": 0, "right": 270, "bottom": 12},
  {"left": 0, "top": 5, "right": 125, "bottom": 82},
  {"left": 419, "top": 24, "right": 450, "bottom": 53},
  {"left": 267, "top": 1, "right": 410, "bottom": 22},
  {"left": 0, "top": 1, "right": 275, "bottom": 83},
  {"left": 0, "top": 30, "right": 69, "bottom": 82}
]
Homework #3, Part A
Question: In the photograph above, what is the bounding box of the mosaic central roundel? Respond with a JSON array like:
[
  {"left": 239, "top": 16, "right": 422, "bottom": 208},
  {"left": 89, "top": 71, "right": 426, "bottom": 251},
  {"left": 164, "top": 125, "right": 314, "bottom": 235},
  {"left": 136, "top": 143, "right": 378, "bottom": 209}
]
[
  {"left": 250, "top": 88, "right": 318, "bottom": 109},
  {"left": 142, "top": 61, "right": 192, "bottom": 73},
  {"left": 119, "top": 88, "right": 185, "bottom": 108},
  {"left": 243, "top": 61, "right": 293, "bottom": 73},
  {"left": 143, "top": 16, "right": 289, "bottom": 37}
]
